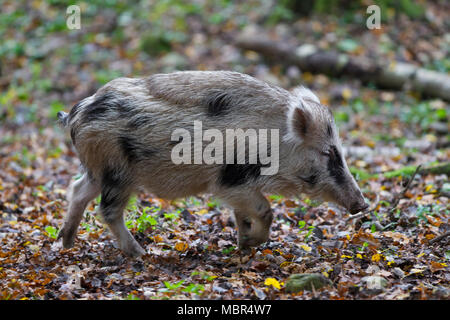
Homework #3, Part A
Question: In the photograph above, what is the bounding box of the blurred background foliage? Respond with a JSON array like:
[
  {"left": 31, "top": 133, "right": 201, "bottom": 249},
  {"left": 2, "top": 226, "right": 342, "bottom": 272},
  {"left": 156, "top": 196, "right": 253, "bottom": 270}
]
[{"left": 0, "top": 0, "right": 448, "bottom": 143}]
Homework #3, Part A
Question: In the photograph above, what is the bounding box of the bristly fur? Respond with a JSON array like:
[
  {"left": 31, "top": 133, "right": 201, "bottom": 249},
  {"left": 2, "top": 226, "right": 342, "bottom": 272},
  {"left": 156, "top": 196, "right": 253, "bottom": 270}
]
[{"left": 205, "top": 90, "right": 232, "bottom": 116}]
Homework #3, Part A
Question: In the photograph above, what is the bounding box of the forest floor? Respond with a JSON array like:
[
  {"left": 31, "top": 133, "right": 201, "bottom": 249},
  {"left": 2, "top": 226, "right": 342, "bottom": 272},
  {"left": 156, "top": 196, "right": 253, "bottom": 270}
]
[{"left": 0, "top": 1, "right": 448, "bottom": 300}]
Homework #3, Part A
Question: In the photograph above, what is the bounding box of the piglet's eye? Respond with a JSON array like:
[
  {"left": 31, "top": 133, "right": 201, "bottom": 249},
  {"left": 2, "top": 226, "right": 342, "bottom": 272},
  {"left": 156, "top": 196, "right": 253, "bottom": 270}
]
[{"left": 300, "top": 173, "right": 317, "bottom": 185}]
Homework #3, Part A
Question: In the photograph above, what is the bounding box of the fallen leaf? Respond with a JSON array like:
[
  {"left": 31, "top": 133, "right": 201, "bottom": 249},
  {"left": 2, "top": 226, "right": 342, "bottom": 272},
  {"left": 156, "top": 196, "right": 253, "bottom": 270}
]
[
  {"left": 264, "top": 278, "right": 282, "bottom": 290},
  {"left": 174, "top": 241, "right": 188, "bottom": 252}
]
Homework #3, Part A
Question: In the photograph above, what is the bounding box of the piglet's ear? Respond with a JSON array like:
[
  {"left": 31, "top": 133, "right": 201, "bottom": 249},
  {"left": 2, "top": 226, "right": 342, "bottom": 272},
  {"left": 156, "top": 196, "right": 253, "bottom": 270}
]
[{"left": 286, "top": 105, "right": 312, "bottom": 142}]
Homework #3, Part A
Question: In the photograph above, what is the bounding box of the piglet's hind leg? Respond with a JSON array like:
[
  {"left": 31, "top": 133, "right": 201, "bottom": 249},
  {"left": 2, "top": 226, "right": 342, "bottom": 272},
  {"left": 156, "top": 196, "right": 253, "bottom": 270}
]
[{"left": 58, "top": 173, "right": 100, "bottom": 248}]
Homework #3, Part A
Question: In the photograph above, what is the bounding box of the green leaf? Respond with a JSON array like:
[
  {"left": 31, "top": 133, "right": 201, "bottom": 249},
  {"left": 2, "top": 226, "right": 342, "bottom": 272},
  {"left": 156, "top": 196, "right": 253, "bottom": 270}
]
[
  {"left": 45, "top": 226, "right": 58, "bottom": 239},
  {"left": 222, "top": 246, "right": 236, "bottom": 255},
  {"left": 182, "top": 283, "right": 204, "bottom": 294},
  {"left": 164, "top": 280, "right": 185, "bottom": 290}
]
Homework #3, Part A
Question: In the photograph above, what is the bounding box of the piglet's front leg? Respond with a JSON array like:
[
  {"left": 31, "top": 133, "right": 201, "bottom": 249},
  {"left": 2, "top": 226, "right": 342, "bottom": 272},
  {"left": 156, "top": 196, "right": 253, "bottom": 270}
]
[{"left": 222, "top": 190, "right": 273, "bottom": 251}]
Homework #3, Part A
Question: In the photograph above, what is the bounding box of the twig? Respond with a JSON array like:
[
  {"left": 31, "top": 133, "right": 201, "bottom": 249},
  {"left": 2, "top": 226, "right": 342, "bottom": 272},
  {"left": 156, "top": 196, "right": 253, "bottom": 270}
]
[
  {"left": 429, "top": 231, "right": 450, "bottom": 244},
  {"left": 388, "top": 164, "right": 422, "bottom": 219},
  {"left": 346, "top": 210, "right": 368, "bottom": 221},
  {"left": 348, "top": 165, "right": 421, "bottom": 225}
]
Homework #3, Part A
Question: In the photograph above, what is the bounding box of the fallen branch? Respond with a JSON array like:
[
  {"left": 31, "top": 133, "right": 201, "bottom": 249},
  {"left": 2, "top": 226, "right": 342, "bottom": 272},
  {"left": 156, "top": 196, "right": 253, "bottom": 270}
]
[
  {"left": 350, "top": 162, "right": 449, "bottom": 181},
  {"left": 429, "top": 231, "right": 450, "bottom": 244},
  {"left": 235, "top": 35, "right": 450, "bottom": 101},
  {"left": 420, "top": 163, "right": 450, "bottom": 176}
]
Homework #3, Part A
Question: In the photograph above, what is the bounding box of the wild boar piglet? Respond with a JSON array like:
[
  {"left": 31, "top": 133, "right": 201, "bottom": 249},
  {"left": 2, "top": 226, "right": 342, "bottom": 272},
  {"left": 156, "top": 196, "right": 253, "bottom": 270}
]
[{"left": 57, "top": 71, "right": 368, "bottom": 257}]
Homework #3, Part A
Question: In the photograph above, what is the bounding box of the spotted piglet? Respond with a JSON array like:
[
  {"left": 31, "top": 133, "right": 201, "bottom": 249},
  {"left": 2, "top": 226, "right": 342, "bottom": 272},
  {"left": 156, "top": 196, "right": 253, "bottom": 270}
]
[{"left": 57, "top": 71, "right": 367, "bottom": 257}]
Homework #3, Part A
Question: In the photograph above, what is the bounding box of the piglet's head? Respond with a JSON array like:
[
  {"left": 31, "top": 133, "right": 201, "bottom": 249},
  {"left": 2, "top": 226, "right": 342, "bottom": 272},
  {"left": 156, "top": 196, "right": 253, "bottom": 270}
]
[{"left": 285, "top": 87, "right": 368, "bottom": 215}]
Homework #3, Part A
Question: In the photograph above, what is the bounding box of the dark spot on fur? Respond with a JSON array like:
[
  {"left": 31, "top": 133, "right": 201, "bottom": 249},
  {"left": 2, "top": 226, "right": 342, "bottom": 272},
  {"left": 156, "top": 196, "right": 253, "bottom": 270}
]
[
  {"left": 300, "top": 173, "right": 318, "bottom": 185},
  {"left": 127, "top": 114, "right": 152, "bottom": 129},
  {"left": 206, "top": 91, "right": 232, "bottom": 116},
  {"left": 118, "top": 135, "right": 155, "bottom": 162},
  {"left": 327, "top": 145, "right": 345, "bottom": 184},
  {"left": 219, "top": 143, "right": 271, "bottom": 187},
  {"left": 85, "top": 106, "right": 109, "bottom": 121},
  {"left": 100, "top": 166, "right": 130, "bottom": 220},
  {"left": 219, "top": 163, "right": 262, "bottom": 187},
  {"left": 100, "top": 167, "right": 122, "bottom": 209},
  {"left": 83, "top": 92, "right": 121, "bottom": 122},
  {"left": 118, "top": 103, "right": 136, "bottom": 118}
]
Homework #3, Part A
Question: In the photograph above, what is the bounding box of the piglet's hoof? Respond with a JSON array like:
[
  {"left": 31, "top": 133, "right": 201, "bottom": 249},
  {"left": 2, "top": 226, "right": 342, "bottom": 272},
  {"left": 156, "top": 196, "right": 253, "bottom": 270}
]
[{"left": 57, "top": 225, "right": 76, "bottom": 249}]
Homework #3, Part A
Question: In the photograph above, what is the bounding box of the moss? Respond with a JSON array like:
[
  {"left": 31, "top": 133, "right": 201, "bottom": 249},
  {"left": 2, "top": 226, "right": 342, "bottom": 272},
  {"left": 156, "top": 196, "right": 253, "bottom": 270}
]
[{"left": 285, "top": 273, "right": 332, "bottom": 293}]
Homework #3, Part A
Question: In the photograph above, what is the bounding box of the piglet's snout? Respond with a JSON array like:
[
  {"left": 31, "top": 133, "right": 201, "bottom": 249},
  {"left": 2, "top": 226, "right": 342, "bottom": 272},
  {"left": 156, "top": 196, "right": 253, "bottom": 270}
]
[{"left": 349, "top": 201, "right": 369, "bottom": 215}]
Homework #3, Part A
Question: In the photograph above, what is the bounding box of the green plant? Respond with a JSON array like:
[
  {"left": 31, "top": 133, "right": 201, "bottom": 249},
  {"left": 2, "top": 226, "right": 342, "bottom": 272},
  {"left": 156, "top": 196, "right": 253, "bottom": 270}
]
[
  {"left": 221, "top": 246, "right": 236, "bottom": 255},
  {"left": 303, "top": 198, "right": 320, "bottom": 207},
  {"left": 159, "top": 279, "right": 205, "bottom": 295},
  {"left": 125, "top": 293, "right": 140, "bottom": 300},
  {"left": 135, "top": 207, "right": 159, "bottom": 232},
  {"left": 304, "top": 226, "right": 315, "bottom": 242},
  {"left": 182, "top": 283, "right": 205, "bottom": 294},
  {"left": 371, "top": 223, "right": 377, "bottom": 233},
  {"left": 359, "top": 241, "right": 369, "bottom": 252},
  {"left": 207, "top": 199, "right": 220, "bottom": 209},
  {"left": 80, "top": 222, "right": 96, "bottom": 233},
  {"left": 268, "top": 194, "right": 284, "bottom": 201},
  {"left": 45, "top": 226, "right": 58, "bottom": 239},
  {"left": 164, "top": 210, "right": 180, "bottom": 222},
  {"left": 161, "top": 280, "right": 185, "bottom": 292},
  {"left": 297, "top": 221, "right": 315, "bottom": 242}
]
